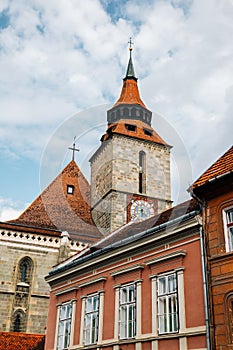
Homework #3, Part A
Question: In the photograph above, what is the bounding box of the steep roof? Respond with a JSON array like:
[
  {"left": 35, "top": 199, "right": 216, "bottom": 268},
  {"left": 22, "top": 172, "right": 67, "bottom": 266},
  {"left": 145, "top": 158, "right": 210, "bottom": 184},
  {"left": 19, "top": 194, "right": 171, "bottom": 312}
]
[
  {"left": 113, "top": 75, "right": 147, "bottom": 108},
  {"left": 9, "top": 161, "right": 102, "bottom": 243},
  {"left": 0, "top": 332, "right": 45, "bottom": 350},
  {"left": 113, "top": 49, "right": 146, "bottom": 108},
  {"left": 101, "top": 119, "right": 169, "bottom": 146},
  {"left": 192, "top": 145, "right": 233, "bottom": 189}
]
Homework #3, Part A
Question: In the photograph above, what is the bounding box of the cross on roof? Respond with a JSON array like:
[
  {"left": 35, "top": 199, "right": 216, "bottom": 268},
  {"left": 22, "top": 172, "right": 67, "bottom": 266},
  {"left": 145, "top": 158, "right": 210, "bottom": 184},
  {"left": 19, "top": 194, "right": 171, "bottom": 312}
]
[
  {"left": 128, "top": 37, "right": 134, "bottom": 51},
  {"left": 68, "top": 137, "right": 79, "bottom": 161}
]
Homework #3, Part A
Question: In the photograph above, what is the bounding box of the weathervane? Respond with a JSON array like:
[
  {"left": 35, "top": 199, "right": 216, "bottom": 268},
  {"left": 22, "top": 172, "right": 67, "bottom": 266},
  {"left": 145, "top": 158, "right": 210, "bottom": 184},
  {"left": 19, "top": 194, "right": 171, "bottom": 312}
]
[{"left": 68, "top": 136, "right": 79, "bottom": 161}]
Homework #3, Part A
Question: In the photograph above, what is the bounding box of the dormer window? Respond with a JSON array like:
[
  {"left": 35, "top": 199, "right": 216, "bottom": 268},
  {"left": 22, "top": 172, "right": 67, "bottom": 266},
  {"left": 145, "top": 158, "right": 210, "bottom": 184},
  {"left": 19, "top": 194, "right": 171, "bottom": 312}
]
[
  {"left": 143, "top": 128, "right": 152, "bottom": 136},
  {"left": 125, "top": 124, "right": 136, "bottom": 132},
  {"left": 67, "top": 185, "right": 74, "bottom": 195}
]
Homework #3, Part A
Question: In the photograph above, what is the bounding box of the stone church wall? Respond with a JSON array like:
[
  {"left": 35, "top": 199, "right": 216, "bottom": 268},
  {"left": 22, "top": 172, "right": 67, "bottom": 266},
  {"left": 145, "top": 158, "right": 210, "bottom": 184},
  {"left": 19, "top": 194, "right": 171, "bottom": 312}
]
[{"left": 0, "top": 228, "right": 84, "bottom": 334}]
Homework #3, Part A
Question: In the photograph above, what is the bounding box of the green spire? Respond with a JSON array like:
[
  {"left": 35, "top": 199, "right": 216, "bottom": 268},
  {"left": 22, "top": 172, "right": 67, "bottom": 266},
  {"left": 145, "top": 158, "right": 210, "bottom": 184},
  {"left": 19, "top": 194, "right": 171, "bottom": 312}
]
[{"left": 124, "top": 38, "right": 137, "bottom": 80}]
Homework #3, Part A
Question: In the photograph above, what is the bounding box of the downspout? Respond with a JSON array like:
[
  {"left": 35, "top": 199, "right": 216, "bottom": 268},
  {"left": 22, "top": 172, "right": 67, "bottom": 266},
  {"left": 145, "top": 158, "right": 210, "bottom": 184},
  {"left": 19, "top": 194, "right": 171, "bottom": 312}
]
[
  {"left": 190, "top": 190, "right": 211, "bottom": 350},
  {"left": 199, "top": 225, "right": 211, "bottom": 350}
]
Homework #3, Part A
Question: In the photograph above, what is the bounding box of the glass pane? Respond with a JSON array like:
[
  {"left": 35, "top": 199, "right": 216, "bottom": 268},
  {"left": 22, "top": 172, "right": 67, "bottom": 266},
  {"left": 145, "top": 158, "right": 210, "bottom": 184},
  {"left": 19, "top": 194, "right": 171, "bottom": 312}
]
[
  {"left": 168, "top": 274, "right": 176, "bottom": 292},
  {"left": 85, "top": 314, "right": 91, "bottom": 328},
  {"left": 227, "top": 210, "right": 233, "bottom": 224},
  {"left": 120, "top": 321, "right": 126, "bottom": 339},
  {"left": 84, "top": 329, "right": 90, "bottom": 344},
  {"left": 121, "top": 287, "right": 127, "bottom": 303},
  {"left": 57, "top": 335, "right": 63, "bottom": 350},
  {"left": 120, "top": 305, "right": 127, "bottom": 323},
  {"left": 128, "top": 285, "right": 135, "bottom": 302},
  {"left": 58, "top": 322, "right": 65, "bottom": 336},
  {"left": 66, "top": 304, "right": 72, "bottom": 318},
  {"left": 93, "top": 295, "right": 99, "bottom": 311},
  {"left": 86, "top": 297, "right": 93, "bottom": 313},
  {"left": 128, "top": 305, "right": 135, "bottom": 321},
  {"left": 158, "top": 277, "right": 166, "bottom": 295},
  {"left": 60, "top": 306, "right": 66, "bottom": 320},
  {"left": 230, "top": 227, "right": 233, "bottom": 250}
]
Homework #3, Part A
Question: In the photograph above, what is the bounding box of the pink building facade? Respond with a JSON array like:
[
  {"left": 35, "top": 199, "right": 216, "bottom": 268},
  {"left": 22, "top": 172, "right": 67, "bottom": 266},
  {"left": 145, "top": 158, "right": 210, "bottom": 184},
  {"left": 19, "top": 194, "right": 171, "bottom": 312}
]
[{"left": 45, "top": 200, "right": 207, "bottom": 350}]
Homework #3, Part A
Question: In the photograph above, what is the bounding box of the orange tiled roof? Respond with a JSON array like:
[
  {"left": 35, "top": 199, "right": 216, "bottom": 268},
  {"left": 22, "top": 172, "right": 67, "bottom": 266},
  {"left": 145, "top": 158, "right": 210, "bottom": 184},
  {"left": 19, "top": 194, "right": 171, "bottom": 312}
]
[
  {"left": 0, "top": 332, "right": 45, "bottom": 350},
  {"left": 192, "top": 145, "right": 233, "bottom": 188},
  {"left": 113, "top": 77, "right": 147, "bottom": 108},
  {"left": 9, "top": 161, "right": 102, "bottom": 243},
  {"left": 101, "top": 119, "right": 169, "bottom": 146}
]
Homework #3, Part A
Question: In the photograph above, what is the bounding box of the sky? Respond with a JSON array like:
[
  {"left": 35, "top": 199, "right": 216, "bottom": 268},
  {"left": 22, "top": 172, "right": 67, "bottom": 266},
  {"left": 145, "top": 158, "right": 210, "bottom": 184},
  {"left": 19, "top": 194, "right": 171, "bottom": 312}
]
[{"left": 0, "top": 0, "right": 232, "bottom": 221}]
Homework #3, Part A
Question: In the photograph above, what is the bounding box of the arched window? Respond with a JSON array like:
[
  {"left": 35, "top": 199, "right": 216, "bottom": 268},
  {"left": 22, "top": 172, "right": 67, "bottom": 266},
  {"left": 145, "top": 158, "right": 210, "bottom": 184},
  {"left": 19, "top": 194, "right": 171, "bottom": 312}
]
[
  {"left": 12, "top": 310, "right": 26, "bottom": 333},
  {"left": 17, "top": 257, "right": 33, "bottom": 284},
  {"left": 139, "top": 151, "right": 146, "bottom": 194}
]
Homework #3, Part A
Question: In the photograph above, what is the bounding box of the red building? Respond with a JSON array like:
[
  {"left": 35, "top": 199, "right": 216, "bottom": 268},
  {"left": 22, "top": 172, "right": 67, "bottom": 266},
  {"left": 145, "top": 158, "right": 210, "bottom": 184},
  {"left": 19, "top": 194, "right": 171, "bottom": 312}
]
[
  {"left": 191, "top": 145, "right": 233, "bottom": 350},
  {"left": 45, "top": 199, "right": 207, "bottom": 350}
]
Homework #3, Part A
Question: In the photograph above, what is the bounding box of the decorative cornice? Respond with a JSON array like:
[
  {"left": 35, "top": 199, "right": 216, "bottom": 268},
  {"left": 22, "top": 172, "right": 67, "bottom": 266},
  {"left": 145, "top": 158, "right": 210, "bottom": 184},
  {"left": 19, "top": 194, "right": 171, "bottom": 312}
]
[
  {"left": 78, "top": 276, "right": 107, "bottom": 288},
  {"left": 145, "top": 250, "right": 186, "bottom": 266},
  {"left": 111, "top": 264, "right": 144, "bottom": 277}
]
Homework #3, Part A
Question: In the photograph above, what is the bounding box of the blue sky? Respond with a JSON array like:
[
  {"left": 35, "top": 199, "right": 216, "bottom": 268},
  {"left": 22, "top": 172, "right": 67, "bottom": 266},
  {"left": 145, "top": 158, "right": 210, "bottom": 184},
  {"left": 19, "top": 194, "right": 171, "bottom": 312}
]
[{"left": 0, "top": 0, "right": 232, "bottom": 221}]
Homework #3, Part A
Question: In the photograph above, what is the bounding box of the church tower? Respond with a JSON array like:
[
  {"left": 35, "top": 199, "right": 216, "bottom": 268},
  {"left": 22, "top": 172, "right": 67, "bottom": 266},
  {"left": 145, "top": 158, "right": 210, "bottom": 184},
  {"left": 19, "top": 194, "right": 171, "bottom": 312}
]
[{"left": 90, "top": 47, "right": 172, "bottom": 234}]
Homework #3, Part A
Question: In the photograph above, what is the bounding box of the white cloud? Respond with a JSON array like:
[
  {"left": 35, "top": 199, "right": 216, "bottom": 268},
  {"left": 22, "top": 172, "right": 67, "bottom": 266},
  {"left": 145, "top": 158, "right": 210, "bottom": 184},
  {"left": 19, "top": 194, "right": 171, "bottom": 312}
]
[
  {"left": 0, "top": 0, "right": 232, "bottom": 209},
  {"left": 0, "top": 197, "right": 26, "bottom": 221}
]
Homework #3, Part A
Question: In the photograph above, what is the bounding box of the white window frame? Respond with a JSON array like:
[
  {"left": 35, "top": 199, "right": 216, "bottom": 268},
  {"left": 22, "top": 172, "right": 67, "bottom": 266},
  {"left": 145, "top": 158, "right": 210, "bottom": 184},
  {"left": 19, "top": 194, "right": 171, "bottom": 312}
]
[
  {"left": 223, "top": 207, "right": 233, "bottom": 252},
  {"left": 83, "top": 293, "right": 99, "bottom": 345},
  {"left": 119, "top": 283, "right": 136, "bottom": 339},
  {"left": 57, "top": 302, "right": 73, "bottom": 350},
  {"left": 157, "top": 273, "right": 178, "bottom": 334}
]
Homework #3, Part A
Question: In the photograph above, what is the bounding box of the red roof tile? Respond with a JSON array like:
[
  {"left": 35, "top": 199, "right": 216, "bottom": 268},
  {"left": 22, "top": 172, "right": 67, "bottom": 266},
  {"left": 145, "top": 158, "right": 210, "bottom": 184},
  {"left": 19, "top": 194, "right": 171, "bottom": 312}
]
[
  {"left": 101, "top": 119, "right": 169, "bottom": 146},
  {"left": 192, "top": 146, "right": 233, "bottom": 188},
  {"left": 113, "top": 77, "right": 147, "bottom": 108},
  {"left": 8, "top": 161, "right": 102, "bottom": 243},
  {"left": 0, "top": 332, "right": 45, "bottom": 350}
]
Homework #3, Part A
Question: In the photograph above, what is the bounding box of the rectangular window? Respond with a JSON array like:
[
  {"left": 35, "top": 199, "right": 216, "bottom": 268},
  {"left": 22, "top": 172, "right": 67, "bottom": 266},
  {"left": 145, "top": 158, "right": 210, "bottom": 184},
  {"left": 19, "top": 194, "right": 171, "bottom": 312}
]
[
  {"left": 84, "top": 294, "right": 99, "bottom": 345},
  {"left": 57, "top": 303, "right": 72, "bottom": 350},
  {"left": 157, "top": 273, "right": 178, "bottom": 334},
  {"left": 119, "top": 284, "right": 136, "bottom": 339},
  {"left": 224, "top": 208, "right": 233, "bottom": 251}
]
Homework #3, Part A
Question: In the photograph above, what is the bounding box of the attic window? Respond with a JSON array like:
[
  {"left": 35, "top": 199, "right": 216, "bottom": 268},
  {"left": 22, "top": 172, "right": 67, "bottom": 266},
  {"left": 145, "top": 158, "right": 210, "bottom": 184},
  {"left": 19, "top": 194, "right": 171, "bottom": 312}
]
[
  {"left": 143, "top": 128, "right": 152, "bottom": 136},
  {"left": 125, "top": 124, "right": 136, "bottom": 132},
  {"left": 67, "top": 185, "right": 74, "bottom": 195}
]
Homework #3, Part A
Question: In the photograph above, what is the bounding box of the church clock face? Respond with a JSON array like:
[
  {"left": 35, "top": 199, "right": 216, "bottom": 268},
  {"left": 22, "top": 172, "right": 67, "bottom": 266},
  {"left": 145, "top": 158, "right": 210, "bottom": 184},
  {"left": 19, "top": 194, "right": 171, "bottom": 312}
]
[{"left": 130, "top": 200, "right": 154, "bottom": 222}]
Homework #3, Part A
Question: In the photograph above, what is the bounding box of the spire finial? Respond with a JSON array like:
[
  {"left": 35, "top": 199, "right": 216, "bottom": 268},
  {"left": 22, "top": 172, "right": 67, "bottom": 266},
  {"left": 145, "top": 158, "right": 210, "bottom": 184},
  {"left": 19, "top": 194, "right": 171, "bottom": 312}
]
[
  {"left": 128, "top": 37, "right": 134, "bottom": 52},
  {"left": 68, "top": 136, "right": 79, "bottom": 161},
  {"left": 125, "top": 37, "right": 136, "bottom": 80}
]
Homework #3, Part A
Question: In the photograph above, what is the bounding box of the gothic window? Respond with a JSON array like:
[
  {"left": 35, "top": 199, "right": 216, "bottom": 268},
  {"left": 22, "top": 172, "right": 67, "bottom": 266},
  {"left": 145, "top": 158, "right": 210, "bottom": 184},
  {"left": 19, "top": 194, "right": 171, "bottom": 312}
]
[
  {"left": 12, "top": 310, "right": 26, "bottom": 332},
  {"left": 18, "top": 257, "right": 33, "bottom": 284},
  {"left": 225, "top": 292, "right": 233, "bottom": 344},
  {"left": 223, "top": 207, "right": 233, "bottom": 252},
  {"left": 139, "top": 151, "right": 146, "bottom": 194}
]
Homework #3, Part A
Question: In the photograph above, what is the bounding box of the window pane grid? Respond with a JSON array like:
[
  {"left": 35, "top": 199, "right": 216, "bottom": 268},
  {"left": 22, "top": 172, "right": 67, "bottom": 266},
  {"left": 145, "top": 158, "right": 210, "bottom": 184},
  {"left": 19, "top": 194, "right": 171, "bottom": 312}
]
[
  {"left": 57, "top": 303, "right": 72, "bottom": 350},
  {"left": 157, "top": 274, "right": 178, "bottom": 334},
  {"left": 119, "top": 284, "right": 136, "bottom": 339},
  {"left": 84, "top": 294, "right": 99, "bottom": 345}
]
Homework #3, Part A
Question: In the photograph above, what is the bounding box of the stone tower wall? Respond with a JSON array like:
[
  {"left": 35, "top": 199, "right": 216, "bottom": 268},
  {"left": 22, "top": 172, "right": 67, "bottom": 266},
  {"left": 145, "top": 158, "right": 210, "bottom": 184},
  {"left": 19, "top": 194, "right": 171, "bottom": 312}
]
[{"left": 90, "top": 134, "right": 171, "bottom": 234}]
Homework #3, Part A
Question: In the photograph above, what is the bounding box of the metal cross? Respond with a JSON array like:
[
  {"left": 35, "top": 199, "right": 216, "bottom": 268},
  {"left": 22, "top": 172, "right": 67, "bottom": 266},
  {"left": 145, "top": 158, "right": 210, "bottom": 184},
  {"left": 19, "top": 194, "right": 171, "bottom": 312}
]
[
  {"left": 68, "top": 136, "right": 80, "bottom": 161},
  {"left": 128, "top": 37, "right": 134, "bottom": 51}
]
